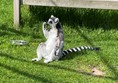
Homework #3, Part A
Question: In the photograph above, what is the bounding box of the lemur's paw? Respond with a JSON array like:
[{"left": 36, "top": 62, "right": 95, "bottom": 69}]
[
  {"left": 55, "top": 49, "right": 60, "bottom": 56},
  {"left": 32, "top": 58, "right": 40, "bottom": 62},
  {"left": 43, "top": 22, "right": 47, "bottom": 25},
  {"left": 55, "top": 59, "right": 59, "bottom": 61},
  {"left": 44, "top": 59, "right": 52, "bottom": 64}
]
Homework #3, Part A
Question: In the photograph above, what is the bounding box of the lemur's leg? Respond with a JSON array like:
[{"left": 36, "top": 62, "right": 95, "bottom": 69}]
[
  {"left": 42, "top": 22, "right": 49, "bottom": 39},
  {"left": 55, "top": 40, "right": 64, "bottom": 56},
  {"left": 44, "top": 49, "right": 58, "bottom": 63},
  {"left": 32, "top": 52, "right": 42, "bottom": 62},
  {"left": 32, "top": 43, "right": 45, "bottom": 62}
]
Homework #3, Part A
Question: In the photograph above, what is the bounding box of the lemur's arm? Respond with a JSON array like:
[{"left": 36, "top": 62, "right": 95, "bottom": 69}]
[
  {"left": 42, "top": 22, "right": 49, "bottom": 39},
  {"left": 55, "top": 29, "right": 64, "bottom": 55},
  {"left": 55, "top": 38, "right": 64, "bottom": 55}
]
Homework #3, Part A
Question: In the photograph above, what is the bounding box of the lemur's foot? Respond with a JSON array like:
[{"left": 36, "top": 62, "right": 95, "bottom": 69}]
[
  {"left": 32, "top": 58, "right": 41, "bottom": 62},
  {"left": 44, "top": 59, "right": 52, "bottom": 64}
]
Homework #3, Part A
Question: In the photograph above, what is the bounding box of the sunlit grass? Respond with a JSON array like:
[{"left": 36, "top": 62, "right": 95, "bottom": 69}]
[{"left": 0, "top": 0, "right": 118, "bottom": 83}]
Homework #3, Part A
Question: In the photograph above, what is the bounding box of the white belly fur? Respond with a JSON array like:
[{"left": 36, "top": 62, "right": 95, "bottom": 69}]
[{"left": 45, "top": 28, "right": 58, "bottom": 54}]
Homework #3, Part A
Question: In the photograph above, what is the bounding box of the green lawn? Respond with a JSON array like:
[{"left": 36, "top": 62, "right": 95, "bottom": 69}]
[{"left": 0, "top": 0, "right": 118, "bottom": 83}]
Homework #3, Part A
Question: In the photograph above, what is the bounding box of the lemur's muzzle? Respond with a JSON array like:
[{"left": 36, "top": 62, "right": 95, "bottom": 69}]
[{"left": 48, "top": 20, "right": 52, "bottom": 24}]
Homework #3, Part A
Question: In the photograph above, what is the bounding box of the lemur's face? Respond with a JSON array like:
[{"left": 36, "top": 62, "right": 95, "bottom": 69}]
[{"left": 48, "top": 15, "right": 59, "bottom": 27}]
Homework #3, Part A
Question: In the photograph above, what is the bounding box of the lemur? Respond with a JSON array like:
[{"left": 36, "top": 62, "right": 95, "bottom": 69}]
[{"left": 32, "top": 15, "right": 99, "bottom": 63}]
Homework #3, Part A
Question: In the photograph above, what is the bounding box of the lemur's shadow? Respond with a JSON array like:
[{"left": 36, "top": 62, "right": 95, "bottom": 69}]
[{"left": 60, "top": 52, "right": 86, "bottom": 60}]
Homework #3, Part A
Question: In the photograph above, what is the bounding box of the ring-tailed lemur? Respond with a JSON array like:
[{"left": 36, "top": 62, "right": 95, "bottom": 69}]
[{"left": 32, "top": 15, "right": 99, "bottom": 63}]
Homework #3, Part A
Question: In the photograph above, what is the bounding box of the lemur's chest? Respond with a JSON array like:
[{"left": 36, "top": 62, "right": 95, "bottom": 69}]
[
  {"left": 49, "top": 28, "right": 58, "bottom": 38},
  {"left": 46, "top": 28, "right": 58, "bottom": 51},
  {"left": 46, "top": 28, "right": 58, "bottom": 43}
]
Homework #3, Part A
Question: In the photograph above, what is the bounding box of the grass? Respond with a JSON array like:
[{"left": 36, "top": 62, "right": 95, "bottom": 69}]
[{"left": 0, "top": 0, "right": 118, "bottom": 82}]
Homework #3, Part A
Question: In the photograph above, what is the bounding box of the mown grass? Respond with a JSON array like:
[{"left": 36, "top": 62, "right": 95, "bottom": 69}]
[{"left": 0, "top": 0, "right": 118, "bottom": 83}]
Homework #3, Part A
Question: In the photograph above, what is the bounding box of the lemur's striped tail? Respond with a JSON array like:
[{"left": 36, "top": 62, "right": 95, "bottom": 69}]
[{"left": 62, "top": 46, "right": 100, "bottom": 55}]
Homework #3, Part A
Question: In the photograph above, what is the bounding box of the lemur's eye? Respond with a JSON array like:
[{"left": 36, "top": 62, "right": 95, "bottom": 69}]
[{"left": 49, "top": 21, "right": 52, "bottom": 24}]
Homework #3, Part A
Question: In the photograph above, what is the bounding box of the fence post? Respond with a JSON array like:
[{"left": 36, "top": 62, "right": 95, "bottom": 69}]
[{"left": 14, "top": 0, "right": 20, "bottom": 29}]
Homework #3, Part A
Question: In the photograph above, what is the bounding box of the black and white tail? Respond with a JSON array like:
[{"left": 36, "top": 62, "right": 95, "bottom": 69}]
[{"left": 62, "top": 46, "right": 100, "bottom": 55}]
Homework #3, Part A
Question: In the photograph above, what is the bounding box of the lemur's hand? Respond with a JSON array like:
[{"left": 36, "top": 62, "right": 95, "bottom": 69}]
[
  {"left": 43, "top": 22, "right": 46, "bottom": 25},
  {"left": 43, "top": 22, "right": 47, "bottom": 30},
  {"left": 55, "top": 49, "right": 60, "bottom": 56},
  {"left": 43, "top": 22, "right": 46, "bottom": 27},
  {"left": 55, "top": 46, "right": 60, "bottom": 56}
]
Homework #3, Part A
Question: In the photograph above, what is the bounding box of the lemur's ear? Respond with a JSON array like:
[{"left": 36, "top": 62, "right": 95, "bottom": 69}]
[
  {"left": 51, "top": 15, "right": 54, "bottom": 18},
  {"left": 55, "top": 18, "right": 59, "bottom": 23}
]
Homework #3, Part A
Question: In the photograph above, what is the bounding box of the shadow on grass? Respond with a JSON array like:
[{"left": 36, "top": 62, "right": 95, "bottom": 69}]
[
  {"left": 0, "top": 52, "right": 52, "bottom": 82},
  {"left": 28, "top": 6, "right": 118, "bottom": 30},
  {"left": 75, "top": 29, "right": 118, "bottom": 80},
  {"left": 60, "top": 28, "right": 97, "bottom": 60},
  {"left": 0, "top": 24, "right": 28, "bottom": 36},
  {"left": 0, "top": 63, "right": 52, "bottom": 82},
  {"left": 0, "top": 24, "right": 41, "bottom": 39},
  {"left": 0, "top": 52, "right": 117, "bottom": 81},
  {"left": 61, "top": 51, "right": 88, "bottom": 61}
]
